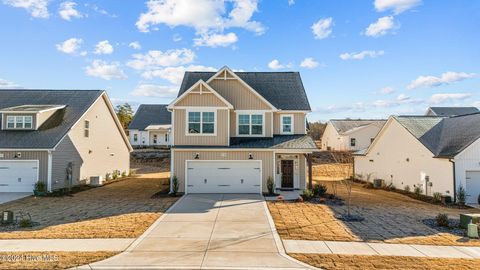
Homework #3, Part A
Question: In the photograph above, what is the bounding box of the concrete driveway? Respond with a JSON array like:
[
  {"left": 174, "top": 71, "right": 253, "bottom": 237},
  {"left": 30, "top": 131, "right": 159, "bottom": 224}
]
[
  {"left": 87, "top": 194, "right": 312, "bottom": 269},
  {"left": 0, "top": 193, "right": 31, "bottom": 205}
]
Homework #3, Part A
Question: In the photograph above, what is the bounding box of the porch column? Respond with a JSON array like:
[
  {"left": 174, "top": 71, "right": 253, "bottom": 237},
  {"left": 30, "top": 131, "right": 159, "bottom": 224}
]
[{"left": 304, "top": 153, "right": 313, "bottom": 190}]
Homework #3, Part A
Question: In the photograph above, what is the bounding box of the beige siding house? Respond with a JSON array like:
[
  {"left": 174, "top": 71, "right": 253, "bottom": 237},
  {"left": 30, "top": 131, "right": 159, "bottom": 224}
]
[
  {"left": 168, "top": 67, "right": 317, "bottom": 194},
  {"left": 321, "top": 120, "right": 385, "bottom": 151},
  {"left": 355, "top": 114, "right": 480, "bottom": 204},
  {"left": 0, "top": 90, "right": 132, "bottom": 193}
]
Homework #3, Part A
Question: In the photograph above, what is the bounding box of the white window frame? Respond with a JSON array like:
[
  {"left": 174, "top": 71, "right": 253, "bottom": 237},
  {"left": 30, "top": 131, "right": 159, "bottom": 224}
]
[
  {"left": 185, "top": 108, "right": 217, "bottom": 136},
  {"left": 236, "top": 111, "right": 266, "bottom": 137},
  {"left": 280, "top": 114, "right": 294, "bottom": 135},
  {"left": 5, "top": 115, "right": 33, "bottom": 129}
]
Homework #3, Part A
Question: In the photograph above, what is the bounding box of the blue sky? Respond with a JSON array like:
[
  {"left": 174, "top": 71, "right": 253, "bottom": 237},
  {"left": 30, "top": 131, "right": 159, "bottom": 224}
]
[{"left": 0, "top": 0, "right": 479, "bottom": 121}]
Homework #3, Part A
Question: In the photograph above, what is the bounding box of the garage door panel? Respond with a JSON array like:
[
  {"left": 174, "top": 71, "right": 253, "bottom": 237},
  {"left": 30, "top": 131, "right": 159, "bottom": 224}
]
[
  {"left": 187, "top": 161, "right": 261, "bottom": 194},
  {"left": 0, "top": 161, "right": 38, "bottom": 193},
  {"left": 466, "top": 171, "right": 480, "bottom": 204}
]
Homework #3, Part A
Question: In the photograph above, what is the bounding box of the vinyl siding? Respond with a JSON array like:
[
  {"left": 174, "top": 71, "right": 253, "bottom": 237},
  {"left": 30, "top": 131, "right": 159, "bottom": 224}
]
[
  {"left": 51, "top": 135, "right": 82, "bottom": 190},
  {"left": 172, "top": 150, "right": 273, "bottom": 193},
  {"left": 176, "top": 85, "right": 229, "bottom": 107},
  {"left": 36, "top": 110, "right": 58, "bottom": 128},
  {"left": 208, "top": 79, "right": 272, "bottom": 110},
  {"left": 173, "top": 109, "right": 229, "bottom": 146},
  {"left": 273, "top": 112, "right": 306, "bottom": 135},
  {"left": 0, "top": 150, "right": 48, "bottom": 184},
  {"left": 1, "top": 113, "right": 36, "bottom": 130},
  {"left": 454, "top": 137, "right": 480, "bottom": 203}
]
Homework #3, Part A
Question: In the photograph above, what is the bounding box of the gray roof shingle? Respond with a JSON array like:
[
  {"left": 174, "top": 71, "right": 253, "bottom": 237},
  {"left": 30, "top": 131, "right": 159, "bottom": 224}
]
[
  {"left": 0, "top": 89, "right": 104, "bottom": 149},
  {"left": 178, "top": 72, "right": 311, "bottom": 111},
  {"left": 330, "top": 119, "right": 386, "bottom": 134},
  {"left": 128, "top": 104, "right": 171, "bottom": 130},
  {"left": 427, "top": 107, "right": 479, "bottom": 117}
]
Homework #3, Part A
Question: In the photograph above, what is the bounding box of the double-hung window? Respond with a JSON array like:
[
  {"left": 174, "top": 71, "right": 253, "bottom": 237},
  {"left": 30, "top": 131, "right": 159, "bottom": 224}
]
[
  {"left": 238, "top": 113, "right": 263, "bottom": 136},
  {"left": 187, "top": 111, "right": 215, "bottom": 135},
  {"left": 280, "top": 115, "right": 293, "bottom": 134},
  {"left": 6, "top": 115, "right": 33, "bottom": 129}
]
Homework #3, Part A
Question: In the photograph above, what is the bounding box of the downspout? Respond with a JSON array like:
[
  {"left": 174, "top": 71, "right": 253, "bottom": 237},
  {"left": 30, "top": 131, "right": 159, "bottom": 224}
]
[
  {"left": 47, "top": 150, "right": 53, "bottom": 192},
  {"left": 449, "top": 159, "right": 456, "bottom": 203}
]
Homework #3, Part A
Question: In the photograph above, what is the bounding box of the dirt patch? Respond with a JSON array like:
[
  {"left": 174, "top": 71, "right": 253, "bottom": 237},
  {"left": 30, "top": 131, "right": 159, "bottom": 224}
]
[
  {"left": 290, "top": 253, "right": 480, "bottom": 270},
  {"left": 313, "top": 163, "right": 353, "bottom": 181},
  {"left": 0, "top": 177, "right": 177, "bottom": 239},
  {"left": 0, "top": 251, "right": 117, "bottom": 270}
]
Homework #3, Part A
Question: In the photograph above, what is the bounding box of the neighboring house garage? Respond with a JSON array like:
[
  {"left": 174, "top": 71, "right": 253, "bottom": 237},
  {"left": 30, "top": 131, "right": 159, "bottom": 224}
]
[{"left": 0, "top": 160, "right": 38, "bottom": 192}]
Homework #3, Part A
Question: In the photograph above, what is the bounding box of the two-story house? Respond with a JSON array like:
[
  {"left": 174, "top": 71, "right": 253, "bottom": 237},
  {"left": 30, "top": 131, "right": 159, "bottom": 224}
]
[{"left": 168, "top": 67, "right": 317, "bottom": 194}]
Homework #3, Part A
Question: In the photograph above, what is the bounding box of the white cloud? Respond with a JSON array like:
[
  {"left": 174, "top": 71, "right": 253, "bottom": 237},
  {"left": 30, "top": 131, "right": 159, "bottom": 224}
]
[
  {"left": 340, "top": 50, "right": 384, "bottom": 60},
  {"left": 84, "top": 3, "right": 117, "bottom": 18},
  {"left": 0, "top": 78, "right": 21, "bottom": 88},
  {"left": 311, "top": 17, "right": 333, "bottom": 40},
  {"left": 268, "top": 59, "right": 291, "bottom": 70},
  {"left": 396, "top": 93, "right": 409, "bottom": 101},
  {"left": 3, "top": 0, "right": 49, "bottom": 18},
  {"left": 194, "top": 32, "right": 238, "bottom": 47},
  {"left": 129, "top": 41, "right": 142, "bottom": 50},
  {"left": 59, "top": 1, "right": 82, "bottom": 21},
  {"left": 131, "top": 84, "right": 178, "bottom": 98},
  {"left": 85, "top": 60, "right": 127, "bottom": 80},
  {"left": 430, "top": 93, "right": 472, "bottom": 104},
  {"left": 379, "top": 86, "right": 395, "bottom": 94},
  {"left": 56, "top": 38, "right": 83, "bottom": 55},
  {"left": 94, "top": 40, "right": 114, "bottom": 55},
  {"left": 407, "top": 71, "right": 476, "bottom": 90},
  {"left": 142, "top": 65, "right": 217, "bottom": 84},
  {"left": 288, "top": 0, "right": 295, "bottom": 5},
  {"left": 173, "top": 34, "right": 182, "bottom": 42},
  {"left": 300, "top": 58, "right": 320, "bottom": 69},
  {"left": 365, "top": 16, "right": 396, "bottom": 37},
  {"left": 127, "top": 49, "right": 196, "bottom": 70},
  {"left": 374, "top": 0, "right": 422, "bottom": 14},
  {"left": 136, "top": 0, "right": 265, "bottom": 35},
  {"left": 473, "top": 101, "right": 480, "bottom": 107}
]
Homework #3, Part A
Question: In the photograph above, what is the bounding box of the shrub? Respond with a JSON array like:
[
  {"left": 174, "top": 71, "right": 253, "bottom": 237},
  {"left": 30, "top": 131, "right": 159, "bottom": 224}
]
[
  {"left": 105, "top": 173, "right": 111, "bottom": 181},
  {"left": 302, "top": 189, "right": 314, "bottom": 200},
  {"left": 19, "top": 218, "right": 33, "bottom": 228},
  {"left": 386, "top": 183, "right": 396, "bottom": 191},
  {"left": 436, "top": 213, "right": 449, "bottom": 227},
  {"left": 172, "top": 176, "right": 179, "bottom": 196},
  {"left": 457, "top": 185, "right": 466, "bottom": 205},
  {"left": 121, "top": 171, "right": 127, "bottom": 177},
  {"left": 34, "top": 182, "right": 46, "bottom": 192},
  {"left": 363, "top": 182, "right": 374, "bottom": 189},
  {"left": 432, "top": 192, "right": 442, "bottom": 203},
  {"left": 112, "top": 170, "right": 119, "bottom": 180},
  {"left": 267, "top": 177, "right": 275, "bottom": 195},
  {"left": 414, "top": 186, "right": 422, "bottom": 197},
  {"left": 313, "top": 184, "right": 327, "bottom": 196},
  {"left": 404, "top": 185, "right": 411, "bottom": 192},
  {"left": 128, "top": 169, "right": 135, "bottom": 177}
]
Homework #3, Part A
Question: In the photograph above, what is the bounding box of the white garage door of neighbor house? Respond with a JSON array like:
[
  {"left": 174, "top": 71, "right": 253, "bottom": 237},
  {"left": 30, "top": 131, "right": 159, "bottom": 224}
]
[
  {"left": 0, "top": 161, "right": 38, "bottom": 192},
  {"left": 466, "top": 171, "right": 480, "bottom": 204},
  {"left": 186, "top": 161, "right": 262, "bottom": 194}
]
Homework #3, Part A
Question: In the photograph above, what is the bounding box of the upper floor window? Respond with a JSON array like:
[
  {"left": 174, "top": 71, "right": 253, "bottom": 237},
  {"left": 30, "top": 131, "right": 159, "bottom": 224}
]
[
  {"left": 6, "top": 115, "right": 33, "bottom": 129},
  {"left": 84, "top": 120, "right": 90, "bottom": 138},
  {"left": 187, "top": 111, "right": 215, "bottom": 135},
  {"left": 350, "top": 138, "right": 356, "bottom": 147},
  {"left": 280, "top": 115, "right": 293, "bottom": 134},
  {"left": 238, "top": 113, "right": 263, "bottom": 136}
]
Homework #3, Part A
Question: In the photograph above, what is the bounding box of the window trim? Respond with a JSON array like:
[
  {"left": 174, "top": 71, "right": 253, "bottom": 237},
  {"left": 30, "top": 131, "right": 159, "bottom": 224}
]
[
  {"left": 5, "top": 115, "right": 33, "bottom": 129},
  {"left": 280, "top": 114, "right": 294, "bottom": 135},
  {"left": 185, "top": 108, "right": 217, "bottom": 136},
  {"left": 236, "top": 111, "right": 266, "bottom": 137}
]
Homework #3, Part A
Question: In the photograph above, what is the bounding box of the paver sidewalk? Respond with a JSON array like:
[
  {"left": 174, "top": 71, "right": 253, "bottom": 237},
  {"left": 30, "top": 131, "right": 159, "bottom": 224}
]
[
  {"left": 0, "top": 239, "right": 135, "bottom": 252},
  {"left": 283, "top": 240, "right": 480, "bottom": 259}
]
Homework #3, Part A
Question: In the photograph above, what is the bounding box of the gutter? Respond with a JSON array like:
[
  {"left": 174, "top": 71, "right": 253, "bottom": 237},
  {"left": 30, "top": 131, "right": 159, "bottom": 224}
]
[{"left": 449, "top": 159, "right": 456, "bottom": 203}]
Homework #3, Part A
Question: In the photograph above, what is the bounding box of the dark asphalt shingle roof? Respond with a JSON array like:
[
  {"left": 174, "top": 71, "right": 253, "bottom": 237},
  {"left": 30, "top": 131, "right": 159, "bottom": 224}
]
[
  {"left": 427, "top": 107, "right": 479, "bottom": 117},
  {"left": 173, "top": 135, "right": 317, "bottom": 149},
  {"left": 128, "top": 104, "right": 171, "bottom": 130},
  {"left": 178, "top": 72, "right": 311, "bottom": 111},
  {"left": 0, "top": 89, "right": 104, "bottom": 149},
  {"left": 330, "top": 119, "right": 386, "bottom": 134}
]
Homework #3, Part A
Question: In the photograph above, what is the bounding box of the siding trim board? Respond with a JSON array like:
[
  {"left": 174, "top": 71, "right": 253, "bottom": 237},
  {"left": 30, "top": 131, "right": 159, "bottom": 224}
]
[{"left": 168, "top": 80, "right": 234, "bottom": 110}]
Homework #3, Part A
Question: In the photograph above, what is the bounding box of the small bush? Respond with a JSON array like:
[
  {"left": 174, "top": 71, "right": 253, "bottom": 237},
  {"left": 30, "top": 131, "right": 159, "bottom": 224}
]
[
  {"left": 313, "top": 184, "right": 327, "bottom": 196},
  {"left": 112, "top": 170, "right": 119, "bottom": 180},
  {"left": 105, "top": 173, "right": 111, "bottom": 181},
  {"left": 414, "top": 186, "right": 422, "bottom": 197},
  {"left": 302, "top": 189, "right": 314, "bottom": 200},
  {"left": 267, "top": 177, "right": 275, "bottom": 195},
  {"left": 172, "top": 175, "right": 179, "bottom": 196},
  {"left": 386, "top": 183, "right": 396, "bottom": 191},
  {"left": 457, "top": 185, "right": 466, "bottom": 205},
  {"left": 432, "top": 192, "right": 442, "bottom": 203},
  {"left": 363, "top": 182, "right": 374, "bottom": 189},
  {"left": 128, "top": 169, "right": 135, "bottom": 177},
  {"left": 34, "top": 182, "right": 46, "bottom": 192},
  {"left": 404, "top": 185, "right": 411, "bottom": 192},
  {"left": 19, "top": 218, "right": 33, "bottom": 228},
  {"left": 121, "top": 171, "right": 127, "bottom": 177},
  {"left": 436, "top": 213, "right": 449, "bottom": 227}
]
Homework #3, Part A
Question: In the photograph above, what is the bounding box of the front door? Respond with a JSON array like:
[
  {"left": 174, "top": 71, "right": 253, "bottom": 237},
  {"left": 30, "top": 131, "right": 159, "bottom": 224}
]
[{"left": 281, "top": 160, "right": 294, "bottom": 188}]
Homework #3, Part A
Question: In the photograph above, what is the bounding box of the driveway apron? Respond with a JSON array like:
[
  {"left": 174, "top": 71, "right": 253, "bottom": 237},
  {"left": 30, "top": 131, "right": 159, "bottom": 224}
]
[{"left": 88, "top": 194, "right": 311, "bottom": 269}]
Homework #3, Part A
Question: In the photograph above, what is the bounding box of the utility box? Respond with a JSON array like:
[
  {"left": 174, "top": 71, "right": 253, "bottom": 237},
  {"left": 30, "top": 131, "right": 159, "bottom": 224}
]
[
  {"left": 90, "top": 176, "right": 104, "bottom": 187},
  {"left": 460, "top": 213, "right": 480, "bottom": 229},
  {"left": 373, "top": 179, "right": 385, "bottom": 188},
  {"left": 1, "top": 211, "right": 14, "bottom": 224}
]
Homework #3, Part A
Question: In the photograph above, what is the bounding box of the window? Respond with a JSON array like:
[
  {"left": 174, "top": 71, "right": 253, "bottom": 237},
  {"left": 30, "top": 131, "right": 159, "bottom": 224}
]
[
  {"left": 350, "top": 138, "right": 356, "bottom": 147},
  {"left": 133, "top": 134, "right": 138, "bottom": 142},
  {"left": 238, "top": 113, "right": 263, "bottom": 136},
  {"left": 6, "top": 115, "right": 33, "bottom": 129},
  {"left": 281, "top": 115, "right": 293, "bottom": 134},
  {"left": 165, "top": 133, "right": 169, "bottom": 142},
  {"left": 153, "top": 134, "right": 157, "bottom": 144},
  {"left": 84, "top": 120, "right": 90, "bottom": 138},
  {"left": 187, "top": 111, "right": 215, "bottom": 134}
]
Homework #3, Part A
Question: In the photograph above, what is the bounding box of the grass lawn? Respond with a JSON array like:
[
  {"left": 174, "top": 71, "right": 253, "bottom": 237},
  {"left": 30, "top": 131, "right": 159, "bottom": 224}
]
[
  {"left": 0, "top": 252, "right": 118, "bottom": 270},
  {"left": 0, "top": 177, "right": 178, "bottom": 239},
  {"left": 290, "top": 254, "right": 480, "bottom": 270}
]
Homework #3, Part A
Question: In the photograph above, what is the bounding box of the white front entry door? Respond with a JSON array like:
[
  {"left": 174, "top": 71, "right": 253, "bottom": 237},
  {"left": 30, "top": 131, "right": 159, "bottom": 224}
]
[
  {"left": 466, "top": 171, "right": 480, "bottom": 204},
  {"left": 186, "top": 161, "right": 262, "bottom": 194},
  {"left": 0, "top": 160, "right": 38, "bottom": 192}
]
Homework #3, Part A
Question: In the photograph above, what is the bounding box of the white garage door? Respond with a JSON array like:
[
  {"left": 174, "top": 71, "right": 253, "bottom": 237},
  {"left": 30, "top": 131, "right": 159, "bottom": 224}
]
[
  {"left": 0, "top": 160, "right": 38, "bottom": 192},
  {"left": 466, "top": 171, "right": 480, "bottom": 204},
  {"left": 186, "top": 161, "right": 262, "bottom": 194}
]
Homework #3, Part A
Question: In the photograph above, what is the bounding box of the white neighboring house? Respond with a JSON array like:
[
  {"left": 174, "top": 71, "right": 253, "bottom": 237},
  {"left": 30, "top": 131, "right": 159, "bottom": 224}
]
[
  {"left": 128, "top": 104, "right": 171, "bottom": 147},
  {"left": 425, "top": 106, "right": 479, "bottom": 117},
  {"left": 354, "top": 113, "right": 480, "bottom": 204},
  {"left": 321, "top": 120, "right": 386, "bottom": 151}
]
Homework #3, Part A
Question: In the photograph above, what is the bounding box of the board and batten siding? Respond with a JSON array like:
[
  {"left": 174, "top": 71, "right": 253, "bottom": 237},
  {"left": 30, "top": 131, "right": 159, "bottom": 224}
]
[
  {"left": 172, "top": 150, "right": 273, "bottom": 193},
  {"left": 208, "top": 79, "right": 272, "bottom": 110},
  {"left": 354, "top": 119, "right": 454, "bottom": 196},
  {"left": 454, "top": 137, "right": 480, "bottom": 194},
  {"left": 0, "top": 151, "right": 48, "bottom": 184},
  {"left": 176, "top": 84, "right": 229, "bottom": 107},
  {"left": 51, "top": 135, "right": 82, "bottom": 190},
  {"left": 173, "top": 109, "right": 229, "bottom": 146},
  {"left": 273, "top": 112, "right": 306, "bottom": 135}
]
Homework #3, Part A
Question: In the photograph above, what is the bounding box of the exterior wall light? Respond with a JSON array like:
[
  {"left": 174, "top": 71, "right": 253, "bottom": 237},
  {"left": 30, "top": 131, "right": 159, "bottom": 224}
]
[
  {"left": 194, "top": 153, "right": 200, "bottom": 159},
  {"left": 248, "top": 153, "right": 253, "bottom": 159}
]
